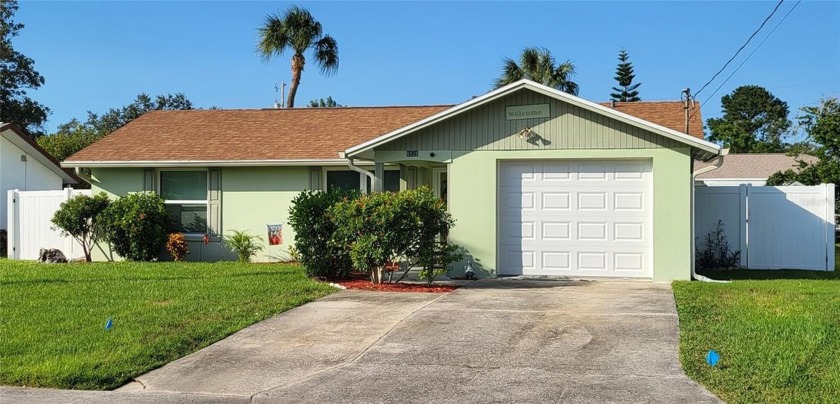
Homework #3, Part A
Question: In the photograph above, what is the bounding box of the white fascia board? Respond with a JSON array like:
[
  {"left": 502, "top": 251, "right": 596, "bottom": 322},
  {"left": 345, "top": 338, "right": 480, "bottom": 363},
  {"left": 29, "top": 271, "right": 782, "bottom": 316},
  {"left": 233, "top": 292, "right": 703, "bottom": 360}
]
[
  {"left": 345, "top": 80, "right": 722, "bottom": 157},
  {"left": 61, "top": 159, "right": 349, "bottom": 168}
]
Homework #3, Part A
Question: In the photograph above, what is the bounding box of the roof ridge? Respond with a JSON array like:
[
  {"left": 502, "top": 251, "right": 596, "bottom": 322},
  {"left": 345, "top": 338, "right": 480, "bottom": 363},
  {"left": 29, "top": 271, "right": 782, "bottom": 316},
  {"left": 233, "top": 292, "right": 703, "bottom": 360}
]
[{"left": 144, "top": 105, "right": 456, "bottom": 113}]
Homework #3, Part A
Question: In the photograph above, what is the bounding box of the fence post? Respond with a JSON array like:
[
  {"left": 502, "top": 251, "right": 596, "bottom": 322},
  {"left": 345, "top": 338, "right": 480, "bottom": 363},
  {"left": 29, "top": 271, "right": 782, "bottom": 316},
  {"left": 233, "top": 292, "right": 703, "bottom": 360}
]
[
  {"left": 64, "top": 188, "right": 74, "bottom": 259},
  {"left": 739, "top": 184, "right": 749, "bottom": 268},
  {"left": 826, "top": 183, "right": 836, "bottom": 271},
  {"left": 7, "top": 189, "right": 18, "bottom": 259}
]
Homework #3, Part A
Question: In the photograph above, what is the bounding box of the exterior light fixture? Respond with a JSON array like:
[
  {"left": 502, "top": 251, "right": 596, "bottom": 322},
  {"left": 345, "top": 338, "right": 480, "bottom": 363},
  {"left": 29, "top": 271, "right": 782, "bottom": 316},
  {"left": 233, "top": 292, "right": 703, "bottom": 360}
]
[{"left": 518, "top": 127, "right": 538, "bottom": 140}]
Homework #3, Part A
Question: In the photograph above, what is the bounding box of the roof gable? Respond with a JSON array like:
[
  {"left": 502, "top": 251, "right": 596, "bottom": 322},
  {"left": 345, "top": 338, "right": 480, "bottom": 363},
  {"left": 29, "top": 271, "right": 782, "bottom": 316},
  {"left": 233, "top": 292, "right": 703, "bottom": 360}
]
[
  {"left": 375, "top": 88, "right": 685, "bottom": 153},
  {"left": 1, "top": 123, "right": 79, "bottom": 184},
  {"left": 345, "top": 80, "right": 720, "bottom": 160}
]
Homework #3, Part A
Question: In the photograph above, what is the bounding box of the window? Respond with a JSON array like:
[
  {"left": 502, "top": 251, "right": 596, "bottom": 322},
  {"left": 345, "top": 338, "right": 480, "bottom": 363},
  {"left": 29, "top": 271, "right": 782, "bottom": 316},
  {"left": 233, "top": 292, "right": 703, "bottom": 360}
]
[
  {"left": 160, "top": 171, "right": 208, "bottom": 233},
  {"left": 325, "top": 169, "right": 401, "bottom": 192}
]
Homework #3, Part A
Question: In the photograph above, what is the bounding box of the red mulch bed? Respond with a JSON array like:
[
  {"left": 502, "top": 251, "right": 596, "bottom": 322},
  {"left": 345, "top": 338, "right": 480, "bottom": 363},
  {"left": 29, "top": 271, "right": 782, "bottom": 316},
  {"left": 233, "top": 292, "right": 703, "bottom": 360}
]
[{"left": 332, "top": 273, "right": 459, "bottom": 293}]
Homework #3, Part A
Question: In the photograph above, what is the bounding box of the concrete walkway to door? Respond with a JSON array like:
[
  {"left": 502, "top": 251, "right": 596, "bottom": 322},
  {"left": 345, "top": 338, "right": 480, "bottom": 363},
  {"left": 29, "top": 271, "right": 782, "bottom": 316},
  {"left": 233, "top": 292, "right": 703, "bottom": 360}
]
[{"left": 1, "top": 279, "right": 719, "bottom": 403}]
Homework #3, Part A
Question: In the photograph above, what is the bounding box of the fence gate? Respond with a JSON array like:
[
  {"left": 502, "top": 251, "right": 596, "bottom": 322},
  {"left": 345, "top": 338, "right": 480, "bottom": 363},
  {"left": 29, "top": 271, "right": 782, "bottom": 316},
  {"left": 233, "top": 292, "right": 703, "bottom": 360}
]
[
  {"left": 6, "top": 188, "right": 91, "bottom": 260},
  {"left": 695, "top": 184, "right": 835, "bottom": 271}
]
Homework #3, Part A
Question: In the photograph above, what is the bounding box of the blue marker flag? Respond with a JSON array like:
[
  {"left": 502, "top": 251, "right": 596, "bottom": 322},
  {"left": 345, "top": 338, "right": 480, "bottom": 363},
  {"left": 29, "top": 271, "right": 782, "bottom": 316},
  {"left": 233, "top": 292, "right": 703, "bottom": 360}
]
[
  {"left": 706, "top": 350, "right": 720, "bottom": 366},
  {"left": 105, "top": 317, "right": 113, "bottom": 331}
]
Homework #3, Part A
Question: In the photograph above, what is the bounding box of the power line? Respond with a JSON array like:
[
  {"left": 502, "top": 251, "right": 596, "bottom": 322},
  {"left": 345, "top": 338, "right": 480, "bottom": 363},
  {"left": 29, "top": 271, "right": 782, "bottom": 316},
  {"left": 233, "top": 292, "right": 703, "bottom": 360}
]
[
  {"left": 694, "top": 0, "right": 785, "bottom": 98},
  {"left": 701, "top": 0, "right": 802, "bottom": 106}
]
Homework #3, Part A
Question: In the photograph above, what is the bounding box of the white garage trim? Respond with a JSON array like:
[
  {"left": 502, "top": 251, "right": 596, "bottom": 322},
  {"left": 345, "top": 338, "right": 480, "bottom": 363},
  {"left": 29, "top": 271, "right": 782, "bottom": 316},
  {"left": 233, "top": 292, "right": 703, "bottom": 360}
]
[{"left": 497, "top": 159, "right": 653, "bottom": 278}]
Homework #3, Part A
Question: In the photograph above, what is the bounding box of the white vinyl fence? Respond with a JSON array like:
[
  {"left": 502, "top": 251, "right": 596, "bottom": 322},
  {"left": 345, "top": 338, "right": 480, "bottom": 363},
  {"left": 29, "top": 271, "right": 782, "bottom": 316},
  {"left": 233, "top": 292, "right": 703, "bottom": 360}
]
[
  {"left": 695, "top": 184, "right": 836, "bottom": 271},
  {"left": 6, "top": 188, "right": 91, "bottom": 260}
]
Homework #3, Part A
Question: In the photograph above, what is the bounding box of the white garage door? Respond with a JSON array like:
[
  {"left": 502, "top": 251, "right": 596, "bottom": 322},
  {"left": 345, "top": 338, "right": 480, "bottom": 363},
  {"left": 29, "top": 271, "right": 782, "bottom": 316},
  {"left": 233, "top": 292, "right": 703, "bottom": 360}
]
[{"left": 498, "top": 160, "right": 653, "bottom": 278}]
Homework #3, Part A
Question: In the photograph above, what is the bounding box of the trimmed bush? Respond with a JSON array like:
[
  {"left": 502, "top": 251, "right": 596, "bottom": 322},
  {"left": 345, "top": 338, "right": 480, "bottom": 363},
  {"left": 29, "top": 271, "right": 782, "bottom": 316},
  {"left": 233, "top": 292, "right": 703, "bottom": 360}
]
[
  {"left": 102, "top": 192, "right": 168, "bottom": 261},
  {"left": 331, "top": 187, "right": 461, "bottom": 284},
  {"left": 50, "top": 193, "right": 110, "bottom": 262},
  {"left": 288, "top": 189, "right": 358, "bottom": 280}
]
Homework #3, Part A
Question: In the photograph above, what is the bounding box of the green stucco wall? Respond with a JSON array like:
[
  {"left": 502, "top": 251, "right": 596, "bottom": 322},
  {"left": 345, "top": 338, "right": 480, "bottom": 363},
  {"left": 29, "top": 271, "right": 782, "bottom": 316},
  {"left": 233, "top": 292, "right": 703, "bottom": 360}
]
[
  {"left": 91, "top": 168, "right": 144, "bottom": 198},
  {"left": 221, "top": 166, "right": 310, "bottom": 262},
  {"left": 88, "top": 166, "right": 312, "bottom": 263},
  {"left": 444, "top": 148, "right": 692, "bottom": 281}
]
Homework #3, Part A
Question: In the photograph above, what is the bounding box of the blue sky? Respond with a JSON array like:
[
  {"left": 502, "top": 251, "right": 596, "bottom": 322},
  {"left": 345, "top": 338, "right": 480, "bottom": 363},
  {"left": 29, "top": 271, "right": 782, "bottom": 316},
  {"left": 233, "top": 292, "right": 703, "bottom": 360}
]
[{"left": 14, "top": 1, "right": 840, "bottom": 134}]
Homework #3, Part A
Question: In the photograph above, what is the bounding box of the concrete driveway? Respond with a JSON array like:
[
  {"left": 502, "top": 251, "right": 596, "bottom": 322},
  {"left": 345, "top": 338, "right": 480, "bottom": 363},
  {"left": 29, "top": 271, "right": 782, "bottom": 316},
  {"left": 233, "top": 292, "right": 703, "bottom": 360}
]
[{"left": 2, "top": 279, "right": 719, "bottom": 403}]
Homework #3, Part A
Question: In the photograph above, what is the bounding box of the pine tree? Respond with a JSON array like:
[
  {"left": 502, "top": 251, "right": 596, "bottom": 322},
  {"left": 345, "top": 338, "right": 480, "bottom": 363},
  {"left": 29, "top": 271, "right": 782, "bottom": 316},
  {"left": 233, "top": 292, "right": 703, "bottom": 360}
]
[{"left": 610, "top": 49, "right": 641, "bottom": 102}]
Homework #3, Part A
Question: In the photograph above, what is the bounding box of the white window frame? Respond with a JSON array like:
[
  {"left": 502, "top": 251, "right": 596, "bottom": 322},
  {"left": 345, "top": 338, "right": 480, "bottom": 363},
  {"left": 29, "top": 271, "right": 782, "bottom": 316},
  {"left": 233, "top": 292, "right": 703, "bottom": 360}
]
[
  {"left": 322, "top": 166, "right": 400, "bottom": 192},
  {"left": 158, "top": 168, "right": 209, "bottom": 236}
]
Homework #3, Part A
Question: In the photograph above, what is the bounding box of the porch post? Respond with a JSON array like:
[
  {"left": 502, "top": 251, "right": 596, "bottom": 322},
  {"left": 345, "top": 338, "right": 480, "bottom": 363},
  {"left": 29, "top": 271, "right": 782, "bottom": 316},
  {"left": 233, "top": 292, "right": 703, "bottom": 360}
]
[{"left": 373, "top": 163, "right": 384, "bottom": 192}]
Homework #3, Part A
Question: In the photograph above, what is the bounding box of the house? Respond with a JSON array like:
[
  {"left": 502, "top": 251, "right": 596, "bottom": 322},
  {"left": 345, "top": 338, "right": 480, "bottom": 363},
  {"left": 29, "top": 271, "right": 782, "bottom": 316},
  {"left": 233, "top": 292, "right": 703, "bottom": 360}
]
[
  {"left": 1, "top": 123, "right": 79, "bottom": 231},
  {"left": 694, "top": 153, "right": 818, "bottom": 186},
  {"left": 63, "top": 80, "right": 721, "bottom": 281}
]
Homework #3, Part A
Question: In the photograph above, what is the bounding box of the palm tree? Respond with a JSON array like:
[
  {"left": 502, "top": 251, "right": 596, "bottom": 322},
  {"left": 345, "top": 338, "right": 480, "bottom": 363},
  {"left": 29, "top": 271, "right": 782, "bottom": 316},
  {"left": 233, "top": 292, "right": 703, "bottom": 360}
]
[
  {"left": 494, "top": 47, "right": 579, "bottom": 95},
  {"left": 258, "top": 6, "right": 338, "bottom": 108}
]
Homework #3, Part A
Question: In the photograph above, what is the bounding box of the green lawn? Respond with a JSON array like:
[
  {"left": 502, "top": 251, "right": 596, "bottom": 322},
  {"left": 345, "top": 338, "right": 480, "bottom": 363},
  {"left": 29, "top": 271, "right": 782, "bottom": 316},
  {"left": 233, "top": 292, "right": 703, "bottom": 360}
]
[
  {"left": 674, "top": 269, "right": 840, "bottom": 403},
  {"left": 0, "top": 260, "right": 335, "bottom": 390}
]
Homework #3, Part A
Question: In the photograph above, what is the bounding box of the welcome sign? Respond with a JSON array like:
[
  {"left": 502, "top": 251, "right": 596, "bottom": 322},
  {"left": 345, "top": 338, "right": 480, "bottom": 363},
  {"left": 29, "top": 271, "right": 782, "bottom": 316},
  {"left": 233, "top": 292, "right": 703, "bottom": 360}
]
[{"left": 506, "top": 104, "right": 550, "bottom": 120}]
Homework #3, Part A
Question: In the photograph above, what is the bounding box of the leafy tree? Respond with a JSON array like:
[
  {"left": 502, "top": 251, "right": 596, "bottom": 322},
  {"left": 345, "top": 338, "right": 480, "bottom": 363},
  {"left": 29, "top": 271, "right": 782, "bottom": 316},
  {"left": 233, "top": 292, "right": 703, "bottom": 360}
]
[
  {"left": 706, "top": 85, "right": 791, "bottom": 153},
  {"left": 308, "top": 96, "right": 342, "bottom": 108},
  {"left": 0, "top": 0, "right": 49, "bottom": 135},
  {"left": 610, "top": 49, "right": 641, "bottom": 102},
  {"left": 767, "top": 98, "right": 840, "bottom": 213},
  {"left": 51, "top": 193, "right": 110, "bottom": 262},
  {"left": 495, "top": 47, "right": 579, "bottom": 95},
  {"left": 37, "top": 93, "right": 194, "bottom": 162},
  {"left": 258, "top": 6, "right": 339, "bottom": 108}
]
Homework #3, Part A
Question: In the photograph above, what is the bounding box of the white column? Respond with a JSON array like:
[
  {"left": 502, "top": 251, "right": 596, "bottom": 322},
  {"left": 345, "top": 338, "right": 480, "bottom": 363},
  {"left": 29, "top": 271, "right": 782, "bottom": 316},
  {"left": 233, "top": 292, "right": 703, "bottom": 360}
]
[{"left": 373, "top": 163, "right": 384, "bottom": 193}]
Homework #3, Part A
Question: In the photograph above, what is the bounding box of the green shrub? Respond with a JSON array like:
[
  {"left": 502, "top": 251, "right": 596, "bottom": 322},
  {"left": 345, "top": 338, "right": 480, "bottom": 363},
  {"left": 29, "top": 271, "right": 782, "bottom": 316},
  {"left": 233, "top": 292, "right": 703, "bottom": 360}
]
[
  {"left": 102, "top": 192, "right": 168, "bottom": 261},
  {"left": 331, "top": 187, "right": 461, "bottom": 284},
  {"left": 696, "top": 220, "right": 741, "bottom": 271},
  {"left": 288, "top": 189, "right": 358, "bottom": 280},
  {"left": 224, "top": 230, "right": 263, "bottom": 262},
  {"left": 50, "top": 193, "right": 111, "bottom": 262},
  {"left": 1, "top": 229, "right": 7, "bottom": 258}
]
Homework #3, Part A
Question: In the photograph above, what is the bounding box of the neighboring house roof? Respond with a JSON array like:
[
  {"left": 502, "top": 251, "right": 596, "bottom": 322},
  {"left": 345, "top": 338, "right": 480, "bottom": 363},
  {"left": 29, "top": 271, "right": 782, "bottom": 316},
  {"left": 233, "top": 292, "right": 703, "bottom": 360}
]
[
  {"left": 346, "top": 80, "right": 720, "bottom": 160},
  {"left": 63, "top": 80, "right": 717, "bottom": 167},
  {"left": 695, "top": 153, "right": 819, "bottom": 179},
  {"left": 0, "top": 122, "right": 79, "bottom": 184},
  {"left": 600, "top": 101, "right": 704, "bottom": 139},
  {"left": 63, "top": 106, "right": 451, "bottom": 167}
]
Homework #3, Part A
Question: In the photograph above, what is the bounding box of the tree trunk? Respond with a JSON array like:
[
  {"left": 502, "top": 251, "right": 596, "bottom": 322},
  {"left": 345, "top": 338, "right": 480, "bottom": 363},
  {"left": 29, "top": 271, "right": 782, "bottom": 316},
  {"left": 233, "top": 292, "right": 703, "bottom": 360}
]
[{"left": 287, "top": 54, "right": 305, "bottom": 108}]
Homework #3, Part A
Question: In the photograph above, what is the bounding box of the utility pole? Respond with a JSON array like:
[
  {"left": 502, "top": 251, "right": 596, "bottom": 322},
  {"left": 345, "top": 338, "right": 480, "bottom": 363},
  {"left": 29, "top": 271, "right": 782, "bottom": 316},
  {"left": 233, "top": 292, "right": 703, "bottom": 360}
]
[
  {"left": 681, "top": 88, "right": 693, "bottom": 135},
  {"left": 281, "top": 82, "right": 286, "bottom": 108}
]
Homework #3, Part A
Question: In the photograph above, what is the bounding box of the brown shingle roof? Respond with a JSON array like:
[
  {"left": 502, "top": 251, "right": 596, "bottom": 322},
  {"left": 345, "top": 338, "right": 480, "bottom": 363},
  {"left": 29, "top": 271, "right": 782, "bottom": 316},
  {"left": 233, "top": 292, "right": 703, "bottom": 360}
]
[
  {"left": 695, "top": 153, "right": 818, "bottom": 179},
  {"left": 599, "top": 101, "right": 704, "bottom": 139},
  {"left": 65, "top": 100, "right": 704, "bottom": 163},
  {"left": 66, "top": 106, "right": 451, "bottom": 162}
]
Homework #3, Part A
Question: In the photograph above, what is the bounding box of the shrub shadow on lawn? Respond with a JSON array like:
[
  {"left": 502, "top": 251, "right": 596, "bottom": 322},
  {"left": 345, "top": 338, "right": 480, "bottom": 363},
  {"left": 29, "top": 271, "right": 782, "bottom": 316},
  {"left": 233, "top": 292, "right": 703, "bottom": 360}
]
[{"left": 699, "top": 269, "right": 840, "bottom": 281}]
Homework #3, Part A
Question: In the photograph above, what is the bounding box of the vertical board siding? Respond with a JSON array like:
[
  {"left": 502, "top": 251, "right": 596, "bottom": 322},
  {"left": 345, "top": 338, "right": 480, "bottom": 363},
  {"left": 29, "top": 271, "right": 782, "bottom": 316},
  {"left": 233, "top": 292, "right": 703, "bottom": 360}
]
[{"left": 377, "top": 89, "right": 679, "bottom": 152}]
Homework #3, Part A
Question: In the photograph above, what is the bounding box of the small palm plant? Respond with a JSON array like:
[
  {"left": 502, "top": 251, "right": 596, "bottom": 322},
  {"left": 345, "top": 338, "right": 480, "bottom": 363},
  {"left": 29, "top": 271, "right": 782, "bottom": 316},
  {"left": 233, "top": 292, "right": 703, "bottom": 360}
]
[{"left": 224, "top": 230, "right": 264, "bottom": 262}]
